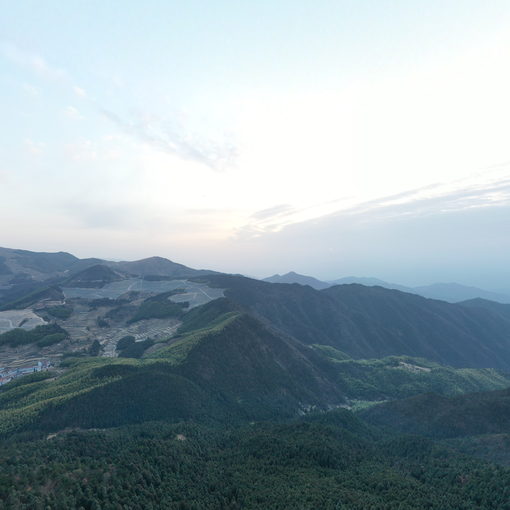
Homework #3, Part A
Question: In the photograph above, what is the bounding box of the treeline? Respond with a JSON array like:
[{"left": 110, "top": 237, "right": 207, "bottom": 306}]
[
  {"left": 43, "top": 305, "right": 73, "bottom": 320},
  {"left": 0, "top": 323, "right": 68, "bottom": 348},
  {"left": 128, "top": 293, "right": 188, "bottom": 323},
  {"left": 117, "top": 336, "right": 154, "bottom": 358},
  {"left": 1, "top": 414, "right": 510, "bottom": 509}
]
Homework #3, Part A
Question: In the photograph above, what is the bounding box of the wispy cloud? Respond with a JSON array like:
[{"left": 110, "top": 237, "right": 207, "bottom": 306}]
[
  {"left": 2, "top": 41, "right": 236, "bottom": 172},
  {"left": 2, "top": 42, "right": 90, "bottom": 111},
  {"left": 99, "top": 108, "right": 237, "bottom": 171},
  {"left": 236, "top": 166, "right": 510, "bottom": 239},
  {"left": 250, "top": 204, "right": 295, "bottom": 220},
  {"left": 24, "top": 139, "right": 45, "bottom": 156},
  {"left": 73, "top": 86, "right": 87, "bottom": 97},
  {"left": 63, "top": 106, "right": 83, "bottom": 120},
  {"left": 1, "top": 42, "right": 67, "bottom": 82},
  {"left": 21, "top": 83, "right": 40, "bottom": 96}
]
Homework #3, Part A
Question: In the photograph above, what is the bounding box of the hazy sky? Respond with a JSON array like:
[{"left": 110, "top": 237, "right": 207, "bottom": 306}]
[{"left": 1, "top": 1, "right": 510, "bottom": 288}]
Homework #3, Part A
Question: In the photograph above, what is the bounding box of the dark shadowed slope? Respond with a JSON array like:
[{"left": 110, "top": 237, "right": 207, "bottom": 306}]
[
  {"left": 199, "top": 274, "right": 510, "bottom": 370},
  {"left": 459, "top": 298, "right": 510, "bottom": 320},
  {"left": 170, "top": 311, "right": 344, "bottom": 418}
]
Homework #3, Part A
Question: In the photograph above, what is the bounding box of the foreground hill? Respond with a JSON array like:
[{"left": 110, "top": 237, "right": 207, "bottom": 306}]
[
  {"left": 0, "top": 300, "right": 346, "bottom": 434},
  {"left": 3, "top": 411, "right": 510, "bottom": 509},
  {"left": 199, "top": 274, "right": 510, "bottom": 370}
]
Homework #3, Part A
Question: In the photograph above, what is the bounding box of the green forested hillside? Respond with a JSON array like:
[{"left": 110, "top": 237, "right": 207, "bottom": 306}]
[
  {"left": 2, "top": 298, "right": 509, "bottom": 438},
  {"left": 128, "top": 292, "right": 187, "bottom": 323},
  {"left": 315, "top": 348, "right": 510, "bottom": 401},
  {"left": 362, "top": 387, "right": 510, "bottom": 438},
  {"left": 0, "top": 305, "right": 345, "bottom": 434},
  {"left": 0, "top": 323, "right": 68, "bottom": 348}
]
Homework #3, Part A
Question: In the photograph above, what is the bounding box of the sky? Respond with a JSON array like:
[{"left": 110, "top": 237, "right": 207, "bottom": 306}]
[{"left": 1, "top": 1, "right": 510, "bottom": 289}]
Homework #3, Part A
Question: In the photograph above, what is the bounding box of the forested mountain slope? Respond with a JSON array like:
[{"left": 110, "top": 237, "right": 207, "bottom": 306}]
[
  {"left": 459, "top": 298, "right": 510, "bottom": 320},
  {"left": 0, "top": 300, "right": 345, "bottom": 434},
  {"left": 362, "top": 387, "right": 510, "bottom": 438},
  {"left": 200, "top": 275, "right": 510, "bottom": 369},
  {"left": 4, "top": 295, "right": 509, "bottom": 436}
]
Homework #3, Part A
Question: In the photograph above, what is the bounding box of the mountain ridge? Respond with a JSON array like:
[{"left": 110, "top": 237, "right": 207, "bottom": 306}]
[
  {"left": 262, "top": 270, "right": 510, "bottom": 303},
  {"left": 199, "top": 274, "right": 510, "bottom": 370},
  {"left": 263, "top": 271, "right": 331, "bottom": 290},
  {"left": 0, "top": 247, "right": 218, "bottom": 284}
]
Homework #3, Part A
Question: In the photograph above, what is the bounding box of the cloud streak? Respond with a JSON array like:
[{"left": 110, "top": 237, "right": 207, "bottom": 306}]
[
  {"left": 99, "top": 108, "right": 237, "bottom": 171},
  {"left": 2, "top": 41, "right": 237, "bottom": 172},
  {"left": 236, "top": 166, "right": 510, "bottom": 239},
  {"left": 1, "top": 42, "right": 67, "bottom": 82}
]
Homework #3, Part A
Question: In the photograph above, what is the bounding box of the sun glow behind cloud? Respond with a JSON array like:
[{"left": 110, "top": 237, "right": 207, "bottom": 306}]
[{"left": 234, "top": 26, "right": 510, "bottom": 212}]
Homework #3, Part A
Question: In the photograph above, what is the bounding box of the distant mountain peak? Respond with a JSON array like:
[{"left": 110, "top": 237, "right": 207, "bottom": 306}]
[
  {"left": 136, "top": 256, "right": 174, "bottom": 263},
  {"left": 111, "top": 256, "right": 215, "bottom": 278},
  {"left": 413, "top": 282, "right": 510, "bottom": 304},
  {"left": 263, "top": 271, "right": 330, "bottom": 290}
]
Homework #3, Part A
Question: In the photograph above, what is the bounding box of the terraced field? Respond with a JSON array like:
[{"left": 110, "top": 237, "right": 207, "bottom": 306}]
[{"left": 60, "top": 301, "right": 181, "bottom": 357}]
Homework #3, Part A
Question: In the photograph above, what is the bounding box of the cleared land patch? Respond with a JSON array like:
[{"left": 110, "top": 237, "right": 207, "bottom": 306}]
[
  {"left": 62, "top": 278, "right": 224, "bottom": 308},
  {"left": 0, "top": 309, "right": 46, "bottom": 334}
]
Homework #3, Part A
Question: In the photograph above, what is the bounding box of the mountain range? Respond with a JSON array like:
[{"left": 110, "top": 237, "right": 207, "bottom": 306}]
[
  {"left": 264, "top": 271, "right": 510, "bottom": 303},
  {"left": 205, "top": 274, "right": 510, "bottom": 370},
  {"left": 3, "top": 247, "right": 508, "bottom": 303},
  {"left": 0, "top": 247, "right": 215, "bottom": 282},
  {"left": 3, "top": 247, "right": 510, "bottom": 507},
  {"left": 0, "top": 247, "right": 218, "bottom": 310}
]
